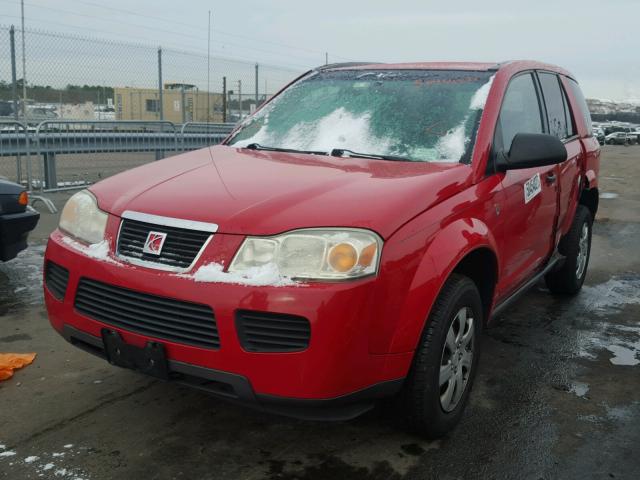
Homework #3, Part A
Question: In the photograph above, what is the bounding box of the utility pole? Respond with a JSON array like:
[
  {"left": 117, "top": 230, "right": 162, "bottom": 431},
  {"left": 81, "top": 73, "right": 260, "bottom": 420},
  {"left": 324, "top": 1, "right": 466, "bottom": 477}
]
[
  {"left": 238, "top": 79, "right": 242, "bottom": 120},
  {"left": 9, "top": 26, "right": 18, "bottom": 121},
  {"left": 255, "top": 63, "right": 259, "bottom": 107},
  {"left": 207, "top": 10, "right": 211, "bottom": 124},
  {"left": 325, "top": 52, "right": 328, "bottom": 65},
  {"left": 157, "top": 47, "right": 163, "bottom": 120},
  {"left": 222, "top": 76, "right": 227, "bottom": 123},
  {"left": 20, "top": 0, "right": 27, "bottom": 120}
]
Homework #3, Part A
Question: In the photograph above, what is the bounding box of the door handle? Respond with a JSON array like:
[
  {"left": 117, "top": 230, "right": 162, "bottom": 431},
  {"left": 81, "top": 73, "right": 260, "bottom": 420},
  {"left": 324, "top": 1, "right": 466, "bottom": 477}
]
[{"left": 545, "top": 173, "right": 557, "bottom": 185}]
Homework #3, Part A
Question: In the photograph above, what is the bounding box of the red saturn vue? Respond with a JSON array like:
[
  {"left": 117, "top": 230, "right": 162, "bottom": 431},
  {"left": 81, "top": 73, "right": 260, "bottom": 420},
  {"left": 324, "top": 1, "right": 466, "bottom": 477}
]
[{"left": 44, "top": 60, "right": 599, "bottom": 438}]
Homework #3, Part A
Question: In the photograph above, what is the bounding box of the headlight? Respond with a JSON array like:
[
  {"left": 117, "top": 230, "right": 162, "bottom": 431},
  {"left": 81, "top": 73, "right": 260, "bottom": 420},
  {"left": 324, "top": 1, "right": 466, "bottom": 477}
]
[
  {"left": 229, "top": 229, "right": 382, "bottom": 280},
  {"left": 59, "top": 190, "right": 108, "bottom": 244}
]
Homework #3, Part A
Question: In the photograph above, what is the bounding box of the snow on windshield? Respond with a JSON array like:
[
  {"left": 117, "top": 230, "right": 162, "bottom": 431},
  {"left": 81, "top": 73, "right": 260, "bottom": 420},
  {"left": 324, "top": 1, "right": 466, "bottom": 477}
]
[
  {"left": 234, "top": 107, "right": 395, "bottom": 155},
  {"left": 230, "top": 70, "right": 495, "bottom": 163}
]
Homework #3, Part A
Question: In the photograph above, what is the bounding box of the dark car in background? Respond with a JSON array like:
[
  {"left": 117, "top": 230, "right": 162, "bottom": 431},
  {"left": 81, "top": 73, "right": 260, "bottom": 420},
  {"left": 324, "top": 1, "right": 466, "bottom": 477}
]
[{"left": 0, "top": 178, "right": 40, "bottom": 261}]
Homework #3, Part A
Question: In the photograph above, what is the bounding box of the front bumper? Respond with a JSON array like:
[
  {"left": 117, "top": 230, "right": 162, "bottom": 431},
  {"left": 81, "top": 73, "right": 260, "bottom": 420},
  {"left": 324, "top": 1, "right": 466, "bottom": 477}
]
[
  {"left": 0, "top": 207, "right": 40, "bottom": 261},
  {"left": 45, "top": 229, "right": 411, "bottom": 418}
]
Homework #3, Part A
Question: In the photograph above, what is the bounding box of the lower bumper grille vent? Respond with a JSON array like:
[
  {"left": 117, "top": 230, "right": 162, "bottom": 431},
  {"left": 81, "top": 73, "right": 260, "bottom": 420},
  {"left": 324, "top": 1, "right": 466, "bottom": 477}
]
[
  {"left": 235, "top": 310, "right": 310, "bottom": 352},
  {"left": 75, "top": 278, "right": 220, "bottom": 349},
  {"left": 45, "top": 261, "right": 69, "bottom": 300}
]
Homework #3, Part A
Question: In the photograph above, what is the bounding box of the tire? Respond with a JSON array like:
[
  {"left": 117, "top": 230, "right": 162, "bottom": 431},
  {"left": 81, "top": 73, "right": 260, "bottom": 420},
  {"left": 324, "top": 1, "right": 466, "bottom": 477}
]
[
  {"left": 545, "top": 205, "right": 593, "bottom": 295},
  {"left": 400, "top": 274, "right": 483, "bottom": 439}
]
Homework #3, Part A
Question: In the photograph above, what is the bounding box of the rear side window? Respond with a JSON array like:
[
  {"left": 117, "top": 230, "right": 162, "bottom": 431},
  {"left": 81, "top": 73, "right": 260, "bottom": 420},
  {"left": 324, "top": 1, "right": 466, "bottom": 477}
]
[
  {"left": 539, "top": 72, "right": 570, "bottom": 140},
  {"left": 561, "top": 86, "right": 576, "bottom": 137},
  {"left": 566, "top": 78, "right": 593, "bottom": 135},
  {"left": 498, "top": 73, "right": 543, "bottom": 150}
]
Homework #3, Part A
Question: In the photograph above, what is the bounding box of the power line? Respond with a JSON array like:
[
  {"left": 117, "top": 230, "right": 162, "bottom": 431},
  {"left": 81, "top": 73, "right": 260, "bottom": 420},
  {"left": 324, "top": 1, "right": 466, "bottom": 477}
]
[
  {"left": 67, "top": 0, "right": 354, "bottom": 61},
  {"left": 0, "top": 0, "right": 354, "bottom": 64},
  {"left": 0, "top": 14, "right": 317, "bottom": 70}
]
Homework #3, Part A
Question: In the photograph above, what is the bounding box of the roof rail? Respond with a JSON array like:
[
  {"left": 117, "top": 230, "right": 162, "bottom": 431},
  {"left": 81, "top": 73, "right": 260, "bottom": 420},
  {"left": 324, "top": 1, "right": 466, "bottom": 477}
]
[{"left": 315, "top": 62, "right": 381, "bottom": 71}]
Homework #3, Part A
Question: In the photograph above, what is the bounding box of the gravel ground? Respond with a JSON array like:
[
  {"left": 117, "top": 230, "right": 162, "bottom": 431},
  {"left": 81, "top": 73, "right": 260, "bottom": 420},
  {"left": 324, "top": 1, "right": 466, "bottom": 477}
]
[{"left": 0, "top": 145, "right": 639, "bottom": 480}]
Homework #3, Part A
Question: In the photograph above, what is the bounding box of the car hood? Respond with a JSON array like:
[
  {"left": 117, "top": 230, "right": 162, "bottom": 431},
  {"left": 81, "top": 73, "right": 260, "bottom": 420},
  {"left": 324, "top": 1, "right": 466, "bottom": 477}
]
[{"left": 90, "top": 145, "right": 472, "bottom": 238}]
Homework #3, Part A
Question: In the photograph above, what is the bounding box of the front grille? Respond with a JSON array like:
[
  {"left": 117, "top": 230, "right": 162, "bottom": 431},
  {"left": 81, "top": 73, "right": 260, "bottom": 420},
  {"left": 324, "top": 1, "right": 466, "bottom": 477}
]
[
  {"left": 236, "top": 310, "right": 310, "bottom": 352},
  {"left": 75, "top": 278, "right": 220, "bottom": 349},
  {"left": 45, "top": 261, "right": 69, "bottom": 300},
  {"left": 117, "top": 218, "right": 211, "bottom": 269}
]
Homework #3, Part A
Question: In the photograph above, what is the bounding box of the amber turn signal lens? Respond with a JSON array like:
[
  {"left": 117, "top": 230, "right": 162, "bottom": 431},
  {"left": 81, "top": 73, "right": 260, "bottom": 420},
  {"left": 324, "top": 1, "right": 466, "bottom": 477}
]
[
  {"left": 328, "top": 243, "right": 358, "bottom": 272},
  {"left": 358, "top": 243, "right": 377, "bottom": 267},
  {"left": 18, "top": 191, "right": 29, "bottom": 206}
]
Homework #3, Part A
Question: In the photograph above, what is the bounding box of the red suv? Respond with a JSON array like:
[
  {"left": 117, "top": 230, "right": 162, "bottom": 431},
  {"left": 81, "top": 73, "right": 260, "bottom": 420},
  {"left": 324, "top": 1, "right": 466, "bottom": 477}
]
[{"left": 44, "top": 61, "right": 599, "bottom": 437}]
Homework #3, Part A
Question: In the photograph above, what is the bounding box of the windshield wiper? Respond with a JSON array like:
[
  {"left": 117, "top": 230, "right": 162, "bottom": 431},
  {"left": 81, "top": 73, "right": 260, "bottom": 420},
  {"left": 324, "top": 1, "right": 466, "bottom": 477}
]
[
  {"left": 244, "top": 143, "right": 327, "bottom": 156},
  {"left": 330, "top": 148, "right": 412, "bottom": 162}
]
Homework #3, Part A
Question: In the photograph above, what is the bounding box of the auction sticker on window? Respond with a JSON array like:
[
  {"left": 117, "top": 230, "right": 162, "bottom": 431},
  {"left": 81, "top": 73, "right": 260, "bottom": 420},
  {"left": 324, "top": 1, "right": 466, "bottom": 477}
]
[{"left": 524, "top": 173, "right": 542, "bottom": 204}]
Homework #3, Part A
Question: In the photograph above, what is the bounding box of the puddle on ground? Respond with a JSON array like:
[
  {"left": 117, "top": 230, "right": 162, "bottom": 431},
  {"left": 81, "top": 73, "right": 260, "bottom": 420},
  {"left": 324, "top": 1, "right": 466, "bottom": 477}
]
[
  {"left": 0, "top": 244, "right": 45, "bottom": 315},
  {"left": 599, "top": 192, "right": 619, "bottom": 199},
  {"left": 569, "top": 382, "right": 590, "bottom": 398},
  {"left": 575, "top": 276, "right": 640, "bottom": 366}
]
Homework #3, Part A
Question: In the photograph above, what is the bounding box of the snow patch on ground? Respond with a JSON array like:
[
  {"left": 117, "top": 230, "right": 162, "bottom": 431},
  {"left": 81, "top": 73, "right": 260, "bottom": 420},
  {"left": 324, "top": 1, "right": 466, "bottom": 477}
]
[
  {"left": 61, "top": 238, "right": 117, "bottom": 264},
  {"left": 184, "top": 262, "right": 298, "bottom": 287},
  {"left": 0, "top": 445, "right": 90, "bottom": 478}
]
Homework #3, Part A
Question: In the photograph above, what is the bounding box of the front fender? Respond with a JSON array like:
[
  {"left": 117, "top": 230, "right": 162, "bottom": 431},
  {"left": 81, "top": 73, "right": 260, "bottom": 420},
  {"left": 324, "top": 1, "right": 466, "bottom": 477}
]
[{"left": 369, "top": 216, "right": 499, "bottom": 355}]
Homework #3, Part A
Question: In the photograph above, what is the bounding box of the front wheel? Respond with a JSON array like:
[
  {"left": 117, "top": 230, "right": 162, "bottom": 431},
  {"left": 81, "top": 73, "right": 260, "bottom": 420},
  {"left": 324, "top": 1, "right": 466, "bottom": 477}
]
[
  {"left": 400, "top": 274, "right": 482, "bottom": 438},
  {"left": 545, "top": 205, "right": 593, "bottom": 294}
]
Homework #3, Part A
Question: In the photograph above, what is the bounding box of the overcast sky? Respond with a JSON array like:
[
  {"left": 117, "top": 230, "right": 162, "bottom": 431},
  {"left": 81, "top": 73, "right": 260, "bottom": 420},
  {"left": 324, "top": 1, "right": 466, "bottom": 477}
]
[{"left": 1, "top": 0, "right": 639, "bottom": 100}]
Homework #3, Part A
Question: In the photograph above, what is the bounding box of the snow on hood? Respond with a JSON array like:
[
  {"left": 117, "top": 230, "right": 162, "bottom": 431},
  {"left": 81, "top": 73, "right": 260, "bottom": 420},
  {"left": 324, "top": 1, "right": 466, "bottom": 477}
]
[
  {"left": 61, "top": 238, "right": 117, "bottom": 264},
  {"left": 181, "top": 262, "right": 299, "bottom": 287}
]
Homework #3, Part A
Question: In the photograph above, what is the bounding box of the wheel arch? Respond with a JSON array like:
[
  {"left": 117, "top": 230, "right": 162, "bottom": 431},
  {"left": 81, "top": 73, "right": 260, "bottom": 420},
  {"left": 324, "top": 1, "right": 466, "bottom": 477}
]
[
  {"left": 450, "top": 247, "right": 498, "bottom": 324},
  {"left": 579, "top": 181, "right": 599, "bottom": 220},
  {"left": 386, "top": 218, "right": 500, "bottom": 354}
]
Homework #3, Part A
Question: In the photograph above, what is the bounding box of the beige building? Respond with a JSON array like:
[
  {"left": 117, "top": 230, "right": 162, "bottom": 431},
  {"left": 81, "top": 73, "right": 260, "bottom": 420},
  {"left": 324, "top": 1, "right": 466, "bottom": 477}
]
[{"left": 114, "top": 84, "right": 224, "bottom": 123}]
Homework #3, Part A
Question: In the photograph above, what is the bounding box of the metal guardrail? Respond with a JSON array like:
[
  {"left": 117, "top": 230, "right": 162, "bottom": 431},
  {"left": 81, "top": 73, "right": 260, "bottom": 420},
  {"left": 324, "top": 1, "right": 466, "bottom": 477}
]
[{"left": 0, "top": 120, "right": 235, "bottom": 193}]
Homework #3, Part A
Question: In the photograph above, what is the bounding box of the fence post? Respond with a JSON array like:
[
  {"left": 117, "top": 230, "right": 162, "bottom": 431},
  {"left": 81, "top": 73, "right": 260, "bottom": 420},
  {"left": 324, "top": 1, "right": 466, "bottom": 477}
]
[
  {"left": 157, "top": 47, "right": 163, "bottom": 121},
  {"left": 255, "top": 63, "right": 259, "bottom": 107},
  {"left": 10, "top": 25, "right": 23, "bottom": 184},
  {"left": 43, "top": 152, "right": 57, "bottom": 189},
  {"left": 222, "top": 76, "right": 227, "bottom": 123},
  {"left": 181, "top": 85, "right": 186, "bottom": 124}
]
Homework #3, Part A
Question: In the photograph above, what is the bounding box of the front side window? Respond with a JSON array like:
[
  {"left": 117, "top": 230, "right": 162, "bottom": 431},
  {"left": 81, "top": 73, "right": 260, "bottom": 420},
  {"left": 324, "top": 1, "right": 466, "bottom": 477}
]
[
  {"left": 227, "top": 69, "right": 495, "bottom": 163},
  {"left": 497, "top": 73, "right": 543, "bottom": 150}
]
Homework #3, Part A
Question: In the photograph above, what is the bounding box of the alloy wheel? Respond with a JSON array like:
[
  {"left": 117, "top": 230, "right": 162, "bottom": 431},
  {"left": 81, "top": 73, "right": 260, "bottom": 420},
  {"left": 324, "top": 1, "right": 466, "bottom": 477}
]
[
  {"left": 576, "top": 222, "right": 589, "bottom": 279},
  {"left": 439, "top": 307, "right": 474, "bottom": 412}
]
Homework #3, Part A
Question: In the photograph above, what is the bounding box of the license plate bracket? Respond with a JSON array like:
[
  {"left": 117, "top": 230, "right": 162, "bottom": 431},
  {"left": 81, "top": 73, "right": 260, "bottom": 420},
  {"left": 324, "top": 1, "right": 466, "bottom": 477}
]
[{"left": 101, "top": 329, "right": 169, "bottom": 380}]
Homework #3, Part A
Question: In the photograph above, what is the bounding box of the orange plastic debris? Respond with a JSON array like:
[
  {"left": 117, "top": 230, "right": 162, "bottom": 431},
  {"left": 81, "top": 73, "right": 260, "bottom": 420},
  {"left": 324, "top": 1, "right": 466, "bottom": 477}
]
[{"left": 0, "top": 353, "right": 37, "bottom": 381}]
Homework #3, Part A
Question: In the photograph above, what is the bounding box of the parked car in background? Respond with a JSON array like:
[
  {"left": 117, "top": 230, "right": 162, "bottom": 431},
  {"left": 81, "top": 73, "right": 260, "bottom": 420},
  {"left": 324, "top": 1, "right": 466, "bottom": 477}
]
[
  {"left": 44, "top": 60, "right": 599, "bottom": 438},
  {"left": 593, "top": 127, "right": 605, "bottom": 145},
  {"left": 605, "top": 131, "right": 632, "bottom": 145},
  {"left": 0, "top": 178, "right": 40, "bottom": 261}
]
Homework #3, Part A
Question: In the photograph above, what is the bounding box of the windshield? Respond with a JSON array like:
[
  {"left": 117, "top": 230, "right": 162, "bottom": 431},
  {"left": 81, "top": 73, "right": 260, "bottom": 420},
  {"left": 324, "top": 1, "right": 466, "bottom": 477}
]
[{"left": 227, "top": 69, "right": 494, "bottom": 163}]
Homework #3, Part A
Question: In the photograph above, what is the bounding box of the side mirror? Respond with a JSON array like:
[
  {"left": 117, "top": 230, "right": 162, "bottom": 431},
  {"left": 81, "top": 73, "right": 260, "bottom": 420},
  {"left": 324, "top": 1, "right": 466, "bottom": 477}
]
[{"left": 495, "top": 133, "right": 567, "bottom": 171}]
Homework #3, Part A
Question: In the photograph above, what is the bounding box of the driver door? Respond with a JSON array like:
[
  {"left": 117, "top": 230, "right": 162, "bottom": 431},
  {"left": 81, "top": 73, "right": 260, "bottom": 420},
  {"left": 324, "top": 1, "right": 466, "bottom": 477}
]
[{"left": 494, "top": 72, "right": 559, "bottom": 298}]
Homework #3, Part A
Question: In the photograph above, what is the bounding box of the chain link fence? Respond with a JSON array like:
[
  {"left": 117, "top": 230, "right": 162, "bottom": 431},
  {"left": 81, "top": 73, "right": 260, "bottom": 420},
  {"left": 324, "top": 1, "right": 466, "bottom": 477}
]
[{"left": 0, "top": 24, "right": 304, "bottom": 187}]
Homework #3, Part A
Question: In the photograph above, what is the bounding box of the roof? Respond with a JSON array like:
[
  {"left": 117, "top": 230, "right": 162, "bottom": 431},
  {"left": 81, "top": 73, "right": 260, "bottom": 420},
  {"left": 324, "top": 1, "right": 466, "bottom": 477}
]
[{"left": 323, "top": 60, "right": 574, "bottom": 78}]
